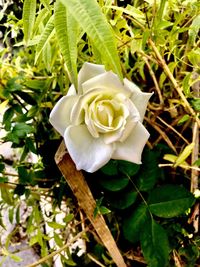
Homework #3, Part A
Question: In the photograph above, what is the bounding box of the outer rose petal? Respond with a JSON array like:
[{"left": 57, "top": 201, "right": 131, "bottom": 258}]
[
  {"left": 112, "top": 122, "right": 150, "bottom": 164},
  {"left": 78, "top": 62, "right": 106, "bottom": 94},
  {"left": 67, "top": 84, "right": 77, "bottom": 96},
  {"left": 49, "top": 95, "right": 79, "bottom": 136},
  {"left": 124, "top": 78, "right": 153, "bottom": 121},
  {"left": 64, "top": 125, "right": 113, "bottom": 172},
  {"left": 82, "top": 71, "right": 131, "bottom": 96}
]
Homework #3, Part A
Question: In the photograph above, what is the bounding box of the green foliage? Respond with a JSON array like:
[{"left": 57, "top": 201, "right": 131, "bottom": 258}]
[
  {"left": 54, "top": 0, "right": 79, "bottom": 88},
  {"left": 148, "top": 185, "right": 195, "bottom": 218},
  {"left": 0, "top": 0, "right": 199, "bottom": 266},
  {"left": 140, "top": 219, "right": 170, "bottom": 267},
  {"left": 59, "top": 0, "right": 122, "bottom": 79},
  {"left": 22, "top": 0, "right": 36, "bottom": 44}
]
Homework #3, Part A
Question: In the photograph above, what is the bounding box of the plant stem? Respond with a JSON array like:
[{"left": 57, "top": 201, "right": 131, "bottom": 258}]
[
  {"left": 25, "top": 230, "right": 87, "bottom": 267},
  {"left": 148, "top": 38, "right": 200, "bottom": 128}
]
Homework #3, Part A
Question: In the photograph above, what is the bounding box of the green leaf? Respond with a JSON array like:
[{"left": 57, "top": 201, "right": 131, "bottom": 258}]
[
  {"left": 3, "top": 107, "right": 14, "bottom": 131},
  {"left": 29, "top": 235, "right": 38, "bottom": 246},
  {"left": 182, "top": 72, "right": 192, "bottom": 96},
  {"left": 8, "top": 208, "right": 14, "bottom": 224},
  {"left": 25, "top": 79, "right": 48, "bottom": 90},
  {"left": 177, "top": 114, "right": 190, "bottom": 125},
  {"left": 0, "top": 177, "right": 8, "bottom": 183},
  {"left": 118, "top": 160, "right": 140, "bottom": 176},
  {"left": 54, "top": 0, "right": 78, "bottom": 88},
  {"left": 190, "top": 98, "right": 200, "bottom": 112},
  {"left": 35, "top": 15, "right": 55, "bottom": 63},
  {"left": 136, "top": 149, "right": 162, "bottom": 191},
  {"left": 18, "top": 166, "right": 30, "bottom": 185},
  {"left": 47, "top": 221, "right": 66, "bottom": 229},
  {"left": 63, "top": 213, "right": 74, "bottom": 224},
  {"left": 40, "top": 0, "right": 52, "bottom": 13},
  {"left": 106, "top": 4, "right": 145, "bottom": 24},
  {"left": 148, "top": 185, "right": 195, "bottom": 218},
  {"left": 13, "top": 123, "right": 34, "bottom": 138},
  {"left": 123, "top": 204, "right": 150, "bottom": 243},
  {"left": 99, "top": 175, "right": 129, "bottom": 191},
  {"left": 9, "top": 254, "right": 22, "bottom": 263},
  {"left": 54, "top": 232, "right": 63, "bottom": 247},
  {"left": 16, "top": 206, "right": 20, "bottom": 224},
  {"left": 187, "top": 48, "right": 200, "bottom": 68},
  {"left": 153, "top": 0, "right": 167, "bottom": 28},
  {"left": 108, "top": 189, "right": 137, "bottom": 209},
  {"left": 140, "top": 219, "right": 169, "bottom": 267},
  {"left": 99, "top": 206, "right": 111, "bottom": 215},
  {"left": 42, "top": 38, "right": 52, "bottom": 71},
  {"left": 188, "top": 14, "right": 200, "bottom": 45},
  {"left": 100, "top": 160, "right": 118, "bottom": 176},
  {"left": 1, "top": 188, "right": 14, "bottom": 205},
  {"left": 174, "top": 143, "right": 194, "bottom": 167},
  {"left": 22, "top": 0, "right": 36, "bottom": 44},
  {"left": 59, "top": 0, "right": 122, "bottom": 80},
  {"left": 0, "top": 163, "right": 5, "bottom": 172}
]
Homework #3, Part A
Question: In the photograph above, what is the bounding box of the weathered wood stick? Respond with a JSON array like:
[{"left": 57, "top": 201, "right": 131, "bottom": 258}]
[{"left": 55, "top": 141, "right": 127, "bottom": 267}]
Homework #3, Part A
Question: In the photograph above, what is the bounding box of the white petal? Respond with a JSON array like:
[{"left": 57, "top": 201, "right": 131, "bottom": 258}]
[
  {"left": 103, "top": 128, "right": 124, "bottom": 144},
  {"left": 82, "top": 71, "right": 131, "bottom": 96},
  {"left": 49, "top": 95, "right": 79, "bottom": 136},
  {"left": 124, "top": 78, "right": 153, "bottom": 121},
  {"left": 67, "top": 84, "right": 77, "bottom": 96},
  {"left": 78, "top": 62, "right": 106, "bottom": 94},
  {"left": 64, "top": 125, "right": 113, "bottom": 172},
  {"left": 118, "top": 118, "right": 138, "bottom": 142},
  {"left": 112, "top": 122, "right": 150, "bottom": 164}
]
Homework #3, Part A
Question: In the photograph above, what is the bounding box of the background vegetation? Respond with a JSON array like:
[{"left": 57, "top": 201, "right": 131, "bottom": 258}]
[{"left": 0, "top": 0, "right": 199, "bottom": 266}]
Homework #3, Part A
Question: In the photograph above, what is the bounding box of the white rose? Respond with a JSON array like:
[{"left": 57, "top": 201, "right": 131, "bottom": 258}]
[{"left": 50, "top": 62, "right": 153, "bottom": 173}]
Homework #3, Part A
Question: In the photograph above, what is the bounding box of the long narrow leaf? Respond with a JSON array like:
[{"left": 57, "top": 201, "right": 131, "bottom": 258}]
[
  {"left": 33, "top": 7, "right": 49, "bottom": 35},
  {"left": 22, "top": 0, "right": 36, "bottom": 44},
  {"left": 35, "top": 15, "right": 55, "bottom": 64},
  {"left": 40, "top": 0, "right": 52, "bottom": 13},
  {"left": 59, "top": 0, "right": 122, "bottom": 80},
  {"left": 54, "top": 0, "right": 78, "bottom": 89}
]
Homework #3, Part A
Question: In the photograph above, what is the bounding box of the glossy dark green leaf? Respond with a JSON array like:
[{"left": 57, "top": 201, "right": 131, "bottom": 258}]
[
  {"left": 108, "top": 190, "right": 137, "bottom": 209},
  {"left": 18, "top": 166, "right": 31, "bottom": 185},
  {"left": 99, "top": 175, "right": 129, "bottom": 191},
  {"left": 136, "top": 149, "right": 162, "bottom": 191},
  {"left": 123, "top": 204, "right": 150, "bottom": 243},
  {"left": 141, "top": 219, "right": 169, "bottom": 267},
  {"left": 100, "top": 160, "right": 118, "bottom": 176},
  {"left": 3, "top": 107, "right": 14, "bottom": 131},
  {"left": 148, "top": 185, "right": 195, "bottom": 218},
  {"left": 118, "top": 160, "right": 140, "bottom": 176}
]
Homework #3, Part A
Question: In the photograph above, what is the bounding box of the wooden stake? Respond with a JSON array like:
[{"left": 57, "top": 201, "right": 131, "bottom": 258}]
[{"left": 55, "top": 141, "right": 127, "bottom": 267}]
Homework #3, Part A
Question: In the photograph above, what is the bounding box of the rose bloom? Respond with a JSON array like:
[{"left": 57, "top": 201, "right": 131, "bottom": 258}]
[{"left": 50, "top": 62, "right": 153, "bottom": 173}]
